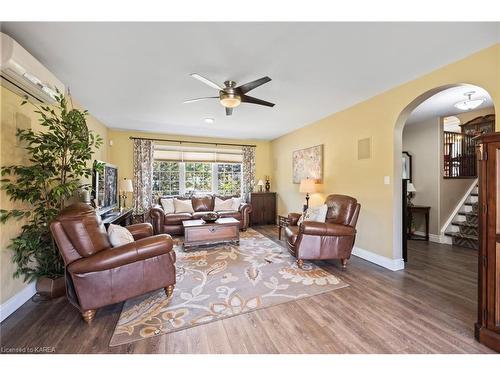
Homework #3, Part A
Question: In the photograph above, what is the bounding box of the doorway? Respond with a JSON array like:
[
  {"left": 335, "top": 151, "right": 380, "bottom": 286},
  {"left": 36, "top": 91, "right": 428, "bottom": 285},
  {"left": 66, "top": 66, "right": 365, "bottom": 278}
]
[{"left": 394, "top": 84, "right": 495, "bottom": 263}]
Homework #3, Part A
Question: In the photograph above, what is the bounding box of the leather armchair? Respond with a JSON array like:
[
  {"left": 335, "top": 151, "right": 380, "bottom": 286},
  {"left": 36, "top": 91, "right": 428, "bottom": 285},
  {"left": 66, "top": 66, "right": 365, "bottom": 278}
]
[
  {"left": 285, "top": 194, "right": 360, "bottom": 270},
  {"left": 50, "top": 203, "right": 176, "bottom": 323}
]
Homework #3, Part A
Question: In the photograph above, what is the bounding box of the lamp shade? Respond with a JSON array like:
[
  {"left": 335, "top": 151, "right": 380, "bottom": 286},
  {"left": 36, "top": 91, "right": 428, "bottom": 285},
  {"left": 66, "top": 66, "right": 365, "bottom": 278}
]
[
  {"left": 257, "top": 179, "right": 265, "bottom": 186},
  {"left": 299, "top": 178, "right": 317, "bottom": 193},
  {"left": 407, "top": 182, "right": 416, "bottom": 193},
  {"left": 119, "top": 178, "right": 133, "bottom": 193}
]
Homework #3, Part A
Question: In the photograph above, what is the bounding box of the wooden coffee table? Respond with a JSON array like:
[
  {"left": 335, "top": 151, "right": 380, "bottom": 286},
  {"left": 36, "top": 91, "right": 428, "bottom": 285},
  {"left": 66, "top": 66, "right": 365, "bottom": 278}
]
[{"left": 182, "top": 217, "right": 240, "bottom": 249}]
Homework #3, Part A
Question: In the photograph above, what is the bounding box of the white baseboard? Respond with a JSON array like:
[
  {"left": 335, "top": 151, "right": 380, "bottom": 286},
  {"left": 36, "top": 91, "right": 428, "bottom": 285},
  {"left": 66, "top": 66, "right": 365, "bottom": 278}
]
[
  {"left": 352, "top": 246, "right": 405, "bottom": 271},
  {"left": 0, "top": 282, "right": 36, "bottom": 323},
  {"left": 413, "top": 231, "right": 452, "bottom": 245}
]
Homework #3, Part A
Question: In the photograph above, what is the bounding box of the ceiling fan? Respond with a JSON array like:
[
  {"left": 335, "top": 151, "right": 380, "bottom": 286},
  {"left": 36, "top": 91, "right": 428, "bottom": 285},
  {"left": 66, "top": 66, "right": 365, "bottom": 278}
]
[{"left": 184, "top": 73, "right": 275, "bottom": 116}]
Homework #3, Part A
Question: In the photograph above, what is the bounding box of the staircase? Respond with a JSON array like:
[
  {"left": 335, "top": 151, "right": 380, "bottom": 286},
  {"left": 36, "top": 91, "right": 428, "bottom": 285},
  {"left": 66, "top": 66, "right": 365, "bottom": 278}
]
[{"left": 444, "top": 183, "right": 479, "bottom": 250}]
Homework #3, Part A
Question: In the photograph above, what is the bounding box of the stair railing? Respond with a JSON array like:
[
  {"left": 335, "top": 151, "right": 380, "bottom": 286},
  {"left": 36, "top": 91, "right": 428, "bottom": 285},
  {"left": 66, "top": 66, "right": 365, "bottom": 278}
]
[{"left": 443, "top": 131, "right": 477, "bottom": 178}]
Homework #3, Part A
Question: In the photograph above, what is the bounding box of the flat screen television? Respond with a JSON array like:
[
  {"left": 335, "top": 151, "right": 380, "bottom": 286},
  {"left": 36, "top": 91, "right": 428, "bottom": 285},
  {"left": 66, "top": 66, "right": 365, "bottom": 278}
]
[{"left": 92, "top": 160, "right": 118, "bottom": 214}]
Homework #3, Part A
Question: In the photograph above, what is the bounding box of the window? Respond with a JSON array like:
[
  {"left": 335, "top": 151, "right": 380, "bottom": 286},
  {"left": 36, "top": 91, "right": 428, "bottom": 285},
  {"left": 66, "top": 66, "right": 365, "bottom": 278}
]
[
  {"left": 217, "top": 163, "right": 242, "bottom": 196},
  {"left": 152, "top": 161, "right": 180, "bottom": 196},
  {"left": 185, "top": 162, "right": 212, "bottom": 193},
  {"left": 152, "top": 161, "right": 243, "bottom": 197}
]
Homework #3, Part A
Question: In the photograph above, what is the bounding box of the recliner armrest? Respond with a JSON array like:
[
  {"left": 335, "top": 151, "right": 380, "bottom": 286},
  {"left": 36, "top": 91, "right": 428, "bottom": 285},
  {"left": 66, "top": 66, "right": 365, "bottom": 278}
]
[
  {"left": 126, "top": 223, "right": 153, "bottom": 240},
  {"left": 300, "top": 221, "right": 356, "bottom": 237},
  {"left": 68, "top": 234, "right": 174, "bottom": 274},
  {"left": 288, "top": 212, "right": 302, "bottom": 226}
]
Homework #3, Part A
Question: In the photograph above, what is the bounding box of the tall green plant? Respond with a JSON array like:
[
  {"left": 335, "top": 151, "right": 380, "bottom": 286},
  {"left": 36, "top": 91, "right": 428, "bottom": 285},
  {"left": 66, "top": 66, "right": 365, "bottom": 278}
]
[{"left": 0, "top": 93, "right": 103, "bottom": 281}]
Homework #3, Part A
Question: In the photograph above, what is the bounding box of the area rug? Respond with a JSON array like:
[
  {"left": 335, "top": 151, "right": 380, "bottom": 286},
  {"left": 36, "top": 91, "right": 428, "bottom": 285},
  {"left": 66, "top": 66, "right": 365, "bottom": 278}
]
[{"left": 109, "top": 228, "right": 348, "bottom": 346}]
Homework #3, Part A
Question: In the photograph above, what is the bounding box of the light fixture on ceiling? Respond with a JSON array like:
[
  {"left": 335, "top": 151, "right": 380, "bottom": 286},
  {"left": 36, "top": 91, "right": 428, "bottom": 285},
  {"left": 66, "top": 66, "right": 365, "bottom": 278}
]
[
  {"left": 454, "top": 91, "right": 485, "bottom": 111},
  {"left": 219, "top": 81, "right": 241, "bottom": 108},
  {"left": 204, "top": 118, "right": 215, "bottom": 124}
]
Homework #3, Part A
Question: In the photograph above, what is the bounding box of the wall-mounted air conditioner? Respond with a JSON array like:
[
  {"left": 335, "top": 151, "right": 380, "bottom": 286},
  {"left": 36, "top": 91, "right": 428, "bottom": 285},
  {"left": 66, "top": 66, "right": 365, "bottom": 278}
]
[{"left": 0, "top": 32, "right": 65, "bottom": 104}]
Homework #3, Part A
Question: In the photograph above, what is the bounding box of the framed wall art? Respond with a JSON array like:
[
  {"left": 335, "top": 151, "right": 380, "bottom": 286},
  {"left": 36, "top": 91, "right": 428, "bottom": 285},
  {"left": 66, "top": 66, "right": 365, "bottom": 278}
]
[{"left": 292, "top": 144, "right": 323, "bottom": 184}]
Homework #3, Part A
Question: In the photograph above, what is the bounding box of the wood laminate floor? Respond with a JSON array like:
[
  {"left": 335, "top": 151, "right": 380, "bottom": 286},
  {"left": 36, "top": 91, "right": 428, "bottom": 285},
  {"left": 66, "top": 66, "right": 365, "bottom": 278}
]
[{"left": 0, "top": 226, "right": 494, "bottom": 354}]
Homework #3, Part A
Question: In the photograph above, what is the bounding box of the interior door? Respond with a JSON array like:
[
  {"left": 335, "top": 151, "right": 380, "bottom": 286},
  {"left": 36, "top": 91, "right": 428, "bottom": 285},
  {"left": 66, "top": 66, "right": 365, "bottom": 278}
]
[
  {"left": 487, "top": 142, "right": 500, "bottom": 333},
  {"left": 402, "top": 179, "right": 408, "bottom": 262}
]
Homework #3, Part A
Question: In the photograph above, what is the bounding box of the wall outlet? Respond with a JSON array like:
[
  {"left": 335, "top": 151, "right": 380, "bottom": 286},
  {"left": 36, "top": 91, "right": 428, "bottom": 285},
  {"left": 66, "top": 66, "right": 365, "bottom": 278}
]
[{"left": 384, "top": 176, "right": 390, "bottom": 185}]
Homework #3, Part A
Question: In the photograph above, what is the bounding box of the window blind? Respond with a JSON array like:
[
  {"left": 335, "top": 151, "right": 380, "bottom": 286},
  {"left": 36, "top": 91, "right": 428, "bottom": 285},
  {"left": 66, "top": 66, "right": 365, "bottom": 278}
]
[{"left": 153, "top": 145, "right": 243, "bottom": 163}]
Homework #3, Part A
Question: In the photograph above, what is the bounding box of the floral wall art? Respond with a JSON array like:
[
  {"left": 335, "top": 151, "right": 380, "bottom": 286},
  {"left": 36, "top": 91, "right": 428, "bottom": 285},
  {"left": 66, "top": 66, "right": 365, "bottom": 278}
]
[{"left": 292, "top": 144, "right": 323, "bottom": 184}]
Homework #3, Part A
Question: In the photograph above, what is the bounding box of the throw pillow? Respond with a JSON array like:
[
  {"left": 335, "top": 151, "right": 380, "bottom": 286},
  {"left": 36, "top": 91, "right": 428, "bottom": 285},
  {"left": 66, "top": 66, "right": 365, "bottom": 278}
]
[
  {"left": 173, "top": 198, "right": 194, "bottom": 213},
  {"left": 214, "top": 197, "right": 234, "bottom": 211},
  {"left": 107, "top": 224, "right": 134, "bottom": 247},
  {"left": 160, "top": 198, "right": 175, "bottom": 214},
  {"left": 297, "top": 214, "right": 305, "bottom": 227},
  {"left": 231, "top": 197, "right": 242, "bottom": 210},
  {"left": 299, "top": 204, "right": 328, "bottom": 225}
]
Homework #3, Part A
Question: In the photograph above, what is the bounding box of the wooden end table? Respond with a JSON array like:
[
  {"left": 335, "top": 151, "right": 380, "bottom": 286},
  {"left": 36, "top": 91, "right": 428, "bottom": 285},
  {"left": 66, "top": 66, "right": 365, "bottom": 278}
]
[
  {"left": 182, "top": 217, "right": 240, "bottom": 249},
  {"left": 278, "top": 215, "right": 289, "bottom": 240},
  {"left": 407, "top": 205, "right": 430, "bottom": 241}
]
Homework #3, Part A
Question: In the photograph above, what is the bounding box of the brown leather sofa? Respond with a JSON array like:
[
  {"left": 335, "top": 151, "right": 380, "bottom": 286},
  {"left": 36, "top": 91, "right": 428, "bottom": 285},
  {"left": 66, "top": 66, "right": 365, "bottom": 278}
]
[
  {"left": 150, "top": 195, "right": 252, "bottom": 236},
  {"left": 285, "top": 194, "right": 360, "bottom": 270},
  {"left": 50, "top": 203, "right": 176, "bottom": 323}
]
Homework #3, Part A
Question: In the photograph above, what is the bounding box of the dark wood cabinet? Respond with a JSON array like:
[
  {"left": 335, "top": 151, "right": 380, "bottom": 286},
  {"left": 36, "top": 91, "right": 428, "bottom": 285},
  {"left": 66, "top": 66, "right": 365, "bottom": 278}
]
[
  {"left": 250, "top": 192, "right": 276, "bottom": 225},
  {"left": 475, "top": 133, "right": 500, "bottom": 352}
]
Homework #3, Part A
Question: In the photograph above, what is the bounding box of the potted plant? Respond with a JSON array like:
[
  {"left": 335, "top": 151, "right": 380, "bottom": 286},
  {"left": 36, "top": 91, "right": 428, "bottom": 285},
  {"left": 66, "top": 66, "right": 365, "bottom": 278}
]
[{"left": 1, "top": 92, "right": 102, "bottom": 299}]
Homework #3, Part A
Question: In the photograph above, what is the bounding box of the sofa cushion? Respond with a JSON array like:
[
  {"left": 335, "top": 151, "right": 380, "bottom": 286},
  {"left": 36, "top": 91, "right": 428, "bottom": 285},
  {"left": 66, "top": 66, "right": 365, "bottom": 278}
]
[
  {"left": 231, "top": 197, "right": 242, "bottom": 210},
  {"left": 174, "top": 198, "right": 194, "bottom": 213},
  {"left": 192, "top": 211, "right": 217, "bottom": 220},
  {"left": 214, "top": 197, "right": 234, "bottom": 211},
  {"left": 216, "top": 210, "right": 242, "bottom": 220},
  {"left": 160, "top": 198, "right": 175, "bottom": 214},
  {"left": 192, "top": 196, "right": 214, "bottom": 212},
  {"left": 165, "top": 213, "right": 193, "bottom": 225}
]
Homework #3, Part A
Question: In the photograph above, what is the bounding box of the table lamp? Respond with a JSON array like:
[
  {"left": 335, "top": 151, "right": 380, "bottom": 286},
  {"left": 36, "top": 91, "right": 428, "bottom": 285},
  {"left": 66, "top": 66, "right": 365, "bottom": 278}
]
[
  {"left": 257, "top": 179, "right": 265, "bottom": 192},
  {"left": 299, "top": 178, "right": 317, "bottom": 211},
  {"left": 119, "top": 178, "right": 133, "bottom": 209},
  {"left": 407, "top": 181, "right": 416, "bottom": 206}
]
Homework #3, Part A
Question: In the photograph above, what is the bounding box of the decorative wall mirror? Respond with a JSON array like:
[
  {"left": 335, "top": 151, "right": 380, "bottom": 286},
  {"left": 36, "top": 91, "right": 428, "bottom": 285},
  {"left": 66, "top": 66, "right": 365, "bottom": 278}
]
[{"left": 402, "top": 151, "right": 412, "bottom": 181}]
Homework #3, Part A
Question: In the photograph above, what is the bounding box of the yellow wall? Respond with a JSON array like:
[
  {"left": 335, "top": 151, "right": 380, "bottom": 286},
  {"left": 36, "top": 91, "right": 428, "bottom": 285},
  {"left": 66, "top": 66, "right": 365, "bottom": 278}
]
[
  {"left": 271, "top": 43, "right": 500, "bottom": 260},
  {"left": 107, "top": 129, "right": 273, "bottom": 188},
  {"left": 0, "top": 86, "right": 109, "bottom": 304}
]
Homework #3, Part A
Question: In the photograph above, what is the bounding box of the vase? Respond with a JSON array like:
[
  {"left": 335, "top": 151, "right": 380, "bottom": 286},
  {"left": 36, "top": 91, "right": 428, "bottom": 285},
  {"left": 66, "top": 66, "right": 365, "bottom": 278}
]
[{"left": 36, "top": 276, "right": 65, "bottom": 299}]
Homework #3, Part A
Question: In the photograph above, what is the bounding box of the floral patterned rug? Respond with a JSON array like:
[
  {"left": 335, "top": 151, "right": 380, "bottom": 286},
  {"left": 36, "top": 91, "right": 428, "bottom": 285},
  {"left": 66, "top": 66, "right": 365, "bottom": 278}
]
[{"left": 109, "top": 228, "right": 348, "bottom": 346}]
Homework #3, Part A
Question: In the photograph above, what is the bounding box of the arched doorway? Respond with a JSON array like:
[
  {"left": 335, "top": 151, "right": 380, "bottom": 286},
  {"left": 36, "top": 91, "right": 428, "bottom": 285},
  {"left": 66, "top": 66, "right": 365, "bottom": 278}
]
[{"left": 393, "top": 84, "right": 496, "bottom": 261}]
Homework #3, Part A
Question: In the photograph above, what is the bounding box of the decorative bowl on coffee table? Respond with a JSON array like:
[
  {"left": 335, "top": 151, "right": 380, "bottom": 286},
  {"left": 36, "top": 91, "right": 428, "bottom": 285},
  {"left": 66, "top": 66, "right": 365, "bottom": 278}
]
[{"left": 202, "top": 213, "right": 219, "bottom": 223}]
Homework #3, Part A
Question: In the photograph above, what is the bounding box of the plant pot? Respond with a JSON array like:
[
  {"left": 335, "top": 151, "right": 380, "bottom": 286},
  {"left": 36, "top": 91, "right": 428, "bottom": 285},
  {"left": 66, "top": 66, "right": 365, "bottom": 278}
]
[{"left": 36, "top": 276, "right": 65, "bottom": 299}]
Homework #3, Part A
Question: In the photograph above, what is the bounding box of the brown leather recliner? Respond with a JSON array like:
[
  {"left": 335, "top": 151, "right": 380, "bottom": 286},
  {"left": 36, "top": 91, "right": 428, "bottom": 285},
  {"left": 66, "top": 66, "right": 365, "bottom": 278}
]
[
  {"left": 285, "top": 194, "right": 360, "bottom": 270},
  {"left": 50, "top": 203, "right": 176, "bottom": 323},
  {"left": 150, "top": 195, "right": 252, "bottom": 236}
]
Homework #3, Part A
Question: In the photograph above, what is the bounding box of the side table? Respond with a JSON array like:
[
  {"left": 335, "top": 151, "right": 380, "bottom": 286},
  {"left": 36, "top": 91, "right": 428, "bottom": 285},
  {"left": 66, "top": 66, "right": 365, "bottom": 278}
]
[{"left": 278, "top": 215, "right": 289, "bottom": 240}]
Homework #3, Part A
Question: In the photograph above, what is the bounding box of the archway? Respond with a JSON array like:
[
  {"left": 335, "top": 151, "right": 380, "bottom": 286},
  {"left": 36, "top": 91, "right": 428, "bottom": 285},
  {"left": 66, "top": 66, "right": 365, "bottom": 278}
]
[{"left": 393, "top": 83, "right": 496, "bottom": 261}]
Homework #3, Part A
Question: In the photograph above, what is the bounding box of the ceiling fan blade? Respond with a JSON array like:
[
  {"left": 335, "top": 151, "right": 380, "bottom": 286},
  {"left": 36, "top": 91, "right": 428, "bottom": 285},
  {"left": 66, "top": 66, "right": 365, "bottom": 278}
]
[
  {"left": 241, "top": 95, "right": 275, "bottom": 107},
  {"left": 225, "top": 107, "right": 233, "bottom": 116},
  {"left": 236, "top": 76, "right": 272, "bottom": 94},
  {"left": 190, "top": 73, "right": 223, "bottom": 90},
  {"left": 183, "top": 96, "right": 218, "bottom": 104}
]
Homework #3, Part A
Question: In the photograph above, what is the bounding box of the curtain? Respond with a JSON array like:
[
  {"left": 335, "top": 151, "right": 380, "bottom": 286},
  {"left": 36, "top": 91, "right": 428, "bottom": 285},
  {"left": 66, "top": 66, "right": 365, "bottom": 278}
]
[
  {"left": 133, "top": 139, "right": 154, "bottom": 214},
  {"left": 242, "top": 146, "right": 256, "bottom": 202}
]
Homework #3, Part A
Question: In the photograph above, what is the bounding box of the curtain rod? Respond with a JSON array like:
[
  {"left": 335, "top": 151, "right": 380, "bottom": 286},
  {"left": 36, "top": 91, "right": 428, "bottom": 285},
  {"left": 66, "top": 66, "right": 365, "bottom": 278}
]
[{"left": 129, "top": 136, "right": 256, "bottom": 148}]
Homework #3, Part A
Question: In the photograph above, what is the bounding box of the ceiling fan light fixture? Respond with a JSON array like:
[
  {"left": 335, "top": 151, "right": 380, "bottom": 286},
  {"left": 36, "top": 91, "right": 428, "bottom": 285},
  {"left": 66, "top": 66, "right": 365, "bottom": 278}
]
[
  {"left": 454, "top": 91, "right": 485, "bottom": 111},
  {"left": 219, "top": 92, "right": 241, "bottom": 108}
]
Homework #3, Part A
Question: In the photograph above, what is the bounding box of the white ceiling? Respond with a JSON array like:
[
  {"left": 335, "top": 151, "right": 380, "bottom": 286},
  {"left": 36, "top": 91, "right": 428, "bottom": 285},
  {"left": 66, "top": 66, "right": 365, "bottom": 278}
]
[
  {"left": 2, "top": 22, "right": 499, "bottom": 140},
  {"left": 406, "top": 85, "right": 494, "bottom": 124}
]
